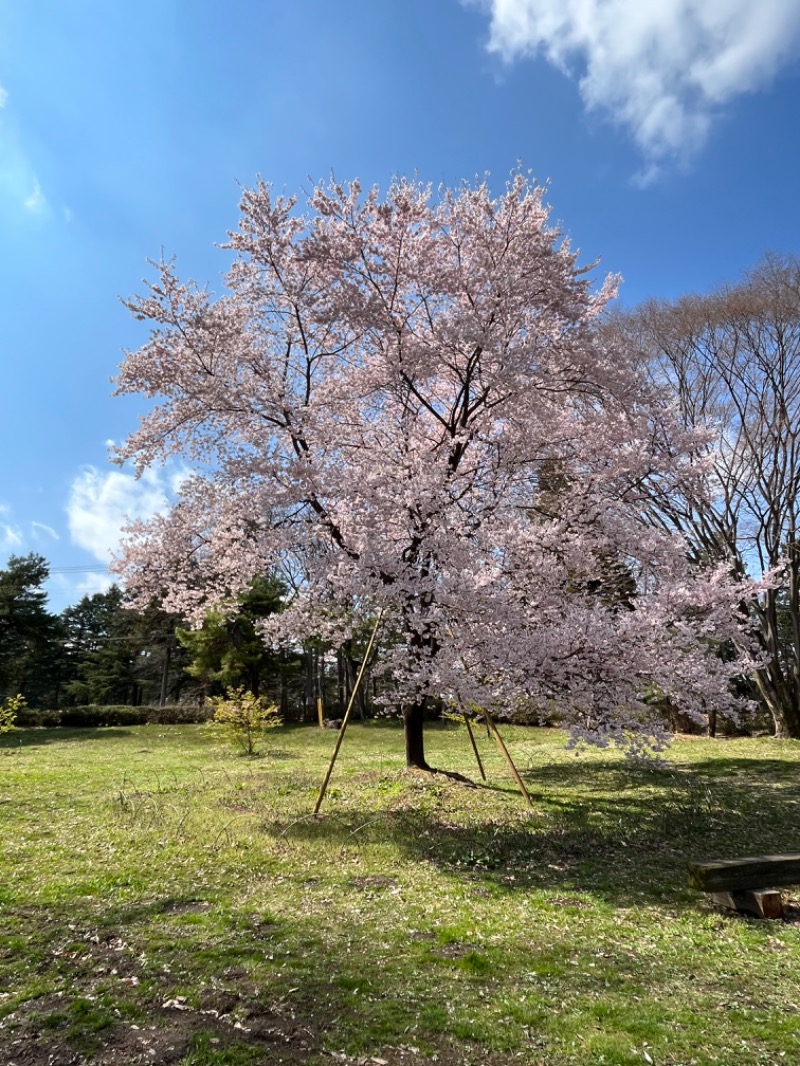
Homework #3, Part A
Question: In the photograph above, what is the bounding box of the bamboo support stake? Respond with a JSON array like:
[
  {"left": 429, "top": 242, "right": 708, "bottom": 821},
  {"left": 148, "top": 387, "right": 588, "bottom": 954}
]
[
  {"left": 314, "top": 611, "right": 383, "bottom": 816},
  {"left": 481, "top": 706, "right": 534, "bottom": 809},
  {"left": 317, "top": 696, "right": 324, "bottom": 728},
  {"left": 463, "top": 713, "right": 487, "bottom": 781},
  {"left": 444, "top": 632, "right": 528, "bottom": 804}
]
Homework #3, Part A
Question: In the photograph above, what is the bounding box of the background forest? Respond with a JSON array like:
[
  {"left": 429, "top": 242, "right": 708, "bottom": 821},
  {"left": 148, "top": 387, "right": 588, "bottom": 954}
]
[{"left": 0, "top": 553, "right": 378, "bottom": 724}]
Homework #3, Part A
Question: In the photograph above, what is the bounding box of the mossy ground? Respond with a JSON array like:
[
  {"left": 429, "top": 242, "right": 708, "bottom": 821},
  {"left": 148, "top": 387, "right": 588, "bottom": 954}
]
[{"left": 2, "top": 721, "right": 800, "bottom": 1064}]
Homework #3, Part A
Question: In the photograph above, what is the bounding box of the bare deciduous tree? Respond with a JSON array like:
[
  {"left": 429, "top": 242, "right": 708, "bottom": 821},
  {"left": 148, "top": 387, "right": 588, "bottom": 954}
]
[{"left": 612, "top": 255, "right": 800, "bottom": 737}]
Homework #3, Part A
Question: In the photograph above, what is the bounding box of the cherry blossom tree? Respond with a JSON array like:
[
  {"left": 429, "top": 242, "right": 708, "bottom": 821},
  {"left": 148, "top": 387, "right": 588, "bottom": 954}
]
[{"left": 114, "top": 173, "right": 756, "bottom": 769}]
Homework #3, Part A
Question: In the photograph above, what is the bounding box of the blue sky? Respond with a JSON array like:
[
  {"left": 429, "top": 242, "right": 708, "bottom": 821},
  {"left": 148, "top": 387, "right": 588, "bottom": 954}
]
[{"left": 2, "top": 0, "right": 800, "bottom": 612}]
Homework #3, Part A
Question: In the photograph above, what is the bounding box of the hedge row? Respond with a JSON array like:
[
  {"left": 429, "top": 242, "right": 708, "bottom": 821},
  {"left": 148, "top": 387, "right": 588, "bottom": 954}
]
[{"left": 14, "top": 704, "right": 214, "bottom": 728}]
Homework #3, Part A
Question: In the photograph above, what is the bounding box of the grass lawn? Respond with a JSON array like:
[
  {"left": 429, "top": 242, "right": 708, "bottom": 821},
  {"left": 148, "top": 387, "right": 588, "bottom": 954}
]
[{"left": 2, "top": 721, "right": 800, "bottom": 1065}]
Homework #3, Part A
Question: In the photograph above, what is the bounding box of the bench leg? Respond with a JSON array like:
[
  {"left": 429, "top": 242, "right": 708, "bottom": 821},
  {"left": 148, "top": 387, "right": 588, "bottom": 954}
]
[{"left": 710, "top": 889, "right": 784, "bottom": 919}]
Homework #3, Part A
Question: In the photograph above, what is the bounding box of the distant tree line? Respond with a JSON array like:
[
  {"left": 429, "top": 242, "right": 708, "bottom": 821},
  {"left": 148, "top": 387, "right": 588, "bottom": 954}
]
[
  {"left": 0, "top": 554, "right": 381, "bottom": 721},
  {"left": 0, "top": 538, "right": 795, "bottom": 735}
]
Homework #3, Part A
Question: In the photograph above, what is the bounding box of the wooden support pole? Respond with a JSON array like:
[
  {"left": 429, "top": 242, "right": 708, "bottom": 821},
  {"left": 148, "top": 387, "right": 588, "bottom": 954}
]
[
  {"left": 481, "top": 706, "right": 534, "bottom": 809},
  {"left": 463, "top": 714, "right": 486, "bottom": 781},
  {"left": 314, "top": 612, "right": 382, "bottom": 816},
  {"left": 317, "top": 696, "right": 324, "bottom": 728}
]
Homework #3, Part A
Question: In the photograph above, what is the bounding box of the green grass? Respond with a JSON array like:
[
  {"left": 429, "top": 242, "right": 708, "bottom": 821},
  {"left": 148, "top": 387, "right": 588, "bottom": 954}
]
[{"left": 2, "top": 721, "right": 800, "bottom": 1064}]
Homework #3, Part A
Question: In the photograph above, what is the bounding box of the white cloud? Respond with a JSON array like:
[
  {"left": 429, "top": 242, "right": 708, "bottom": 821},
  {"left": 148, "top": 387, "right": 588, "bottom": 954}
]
[
  {"left": 475, "top": 0, "right": 800, "bottom": 175},
  {"left": 67, "top": 465, "right": 176, "bottom": 562},
  {"left": 31, "top": 521, "right": 59, "bottom": 542},
  {"left": 0, "top": 88, "right": 50, "bottom": 214},
  {"left": 49, "top": 570, "right": 114, "bottom": 608},
  {"left": 0, "top": 507, "right": 58, "bottom": 555},
  {"left": 0, "top": 156, "right": 48, "bottom": 215},
  {"left": 23, "top": 177, "right": 47, "bottom": 213},
  {"left": 2, "top": 527, "right": 23, "bottom": 547},
  {"left": 0, "top": 504, "right": 22, "bottom": 553}
]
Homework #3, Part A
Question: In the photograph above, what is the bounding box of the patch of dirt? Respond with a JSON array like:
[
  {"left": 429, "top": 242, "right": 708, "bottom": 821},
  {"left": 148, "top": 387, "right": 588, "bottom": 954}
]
[
  {"left": 322, "top": 1040, "right": 533, "bottom": 1065},
  {"left": 0, "top": 996, "right": 322, "bottom": 1065},
  {"left": 40, "top": 928, "right": 143, "bottom": 983},
  {"left": 4, "top": 1007, "right": 521, "bottom": 1066},
  {"left": 348, "top": 875, "right": 398, "bottom": 892},
  {"left": 430, "top": 942, "right": 480, "bottom": 960},
  {"left": 400, "top": 768, "right": 479, "bottom": 788},
  {"left": 157, "top": 898, "right": 211, "bottom": 915},
  {"left": 2, "top": 957, "right": 525, "bottom": 1066},
  {"left": 1, "top": 987, "right": 531, "bottom": 1066},
  {"left": 246, "top": 914, "right": 280, "bottom": 935}
]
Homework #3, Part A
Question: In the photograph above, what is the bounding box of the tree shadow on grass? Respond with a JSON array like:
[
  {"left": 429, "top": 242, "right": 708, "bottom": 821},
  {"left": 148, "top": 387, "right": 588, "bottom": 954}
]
[
  {"left": 688, "top": 754, "right": 800, "bottom": 784},
  {"left": 0, "top": 726, "right": 136, "bottom": 749},
  {"left": 267, "top": 753, "right": 800, "bottom": 911}
]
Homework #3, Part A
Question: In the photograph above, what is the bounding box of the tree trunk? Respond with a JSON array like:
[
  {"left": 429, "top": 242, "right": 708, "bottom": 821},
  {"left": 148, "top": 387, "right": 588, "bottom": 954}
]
[
  {"left": 401, "top": 611, "right": 438, "bottom": 769},
  {"left": 753, "top": 665, "right": 800, "bottom": 739},
  {"left": 304, "top": 647, "right": 315, "bottom": 721},
  {"left": 159, "top": 638, "right": 172, "bottom": 707},
  {"left": 344, "top": 653, "right": 366, "bottom": 721},
  {"left": 402, "top": 700, "right": 431, "bottom": 770},
  {"left": 770, "top": 698, "right": 800, "bottom": 738},
  {"left": 337, "top": 649, "right": 345, "bottom": 717},
  {"left": 280, "top": 676, "right": 288, "bottom": 718}
]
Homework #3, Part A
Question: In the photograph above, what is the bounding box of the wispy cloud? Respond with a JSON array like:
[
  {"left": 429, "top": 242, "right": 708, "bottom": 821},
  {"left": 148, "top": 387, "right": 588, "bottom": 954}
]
[
  {"left": 0, "top": 504, "right": 23, "bottom": 553},
  {"left": 473, "top": 0, "right": 800, "bottom": 178},
  {"left": 67, "top": 465, "right": 181, "bottom": 562},
  {"left": 0, "top": 86, "right": 49, "bottom": 214},
  {"left": 23, "top": 177, "right": 47, "bottom": 213},
  {"left": 0, "top": 505, "right": 58, "bottom": 555},
  {"left": 31, "top": 521, "right": 59, "bottom": 542}
]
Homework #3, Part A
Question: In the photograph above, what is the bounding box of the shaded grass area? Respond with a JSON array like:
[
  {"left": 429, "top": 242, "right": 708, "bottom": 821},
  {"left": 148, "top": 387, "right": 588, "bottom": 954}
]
[{"left": 2, "top": 721, "right": 800, "bottom": 1064}]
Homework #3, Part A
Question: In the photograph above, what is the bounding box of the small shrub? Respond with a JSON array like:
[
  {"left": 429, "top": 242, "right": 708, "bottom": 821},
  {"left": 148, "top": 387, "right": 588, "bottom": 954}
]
[
  {"left": 209, "top": 687, "right": 281, "bottom": 756},
  {"left": 60, "top": 705, "right": 149, "bottom": 728},
  {"left": 0, "top": 693, "right": 25, "bottom": 733},
  {"left": 9, "top": 703, "right": 213, "bottom": 729},
  {"left": 14, "top": 705, "right": 45, "bottom": 727},
  {"left": 146, "top": 703, "right": 214, "bottom": 725}
]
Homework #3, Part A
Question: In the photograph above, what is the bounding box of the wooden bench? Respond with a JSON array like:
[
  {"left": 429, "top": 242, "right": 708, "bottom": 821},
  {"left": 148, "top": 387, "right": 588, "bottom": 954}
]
[{"left": 688, "top": 855, "right": 800, "bottom": 919}]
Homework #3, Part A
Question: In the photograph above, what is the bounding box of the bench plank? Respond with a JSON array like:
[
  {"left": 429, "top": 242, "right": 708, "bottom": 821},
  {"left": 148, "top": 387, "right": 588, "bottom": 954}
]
[{"left": 688, "top": 855, "right": 800, "bottom": 892}]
